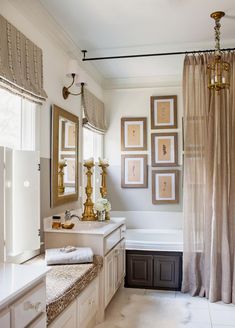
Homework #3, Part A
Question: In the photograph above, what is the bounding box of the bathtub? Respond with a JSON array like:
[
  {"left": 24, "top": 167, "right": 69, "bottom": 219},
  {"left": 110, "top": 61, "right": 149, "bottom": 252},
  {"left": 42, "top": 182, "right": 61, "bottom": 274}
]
[{"left": 125, "top": 229, "right": 183, "bottom": 252}]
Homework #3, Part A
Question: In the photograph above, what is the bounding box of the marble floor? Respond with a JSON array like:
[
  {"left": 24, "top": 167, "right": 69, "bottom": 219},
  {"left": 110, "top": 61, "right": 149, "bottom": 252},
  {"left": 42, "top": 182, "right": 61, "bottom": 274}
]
[{"left": 95, "top": 288, "right": 235, "bottom": 328}]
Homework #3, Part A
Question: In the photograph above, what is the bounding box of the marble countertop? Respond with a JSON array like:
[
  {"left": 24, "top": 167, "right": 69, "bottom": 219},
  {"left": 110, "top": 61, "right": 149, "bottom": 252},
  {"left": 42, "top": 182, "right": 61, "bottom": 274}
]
[
  {"left": 44, "top": 217, "right": 126, "bottom": 237},
  {"left": 0, "top": 262, "right": 49, "bottom": 309}
]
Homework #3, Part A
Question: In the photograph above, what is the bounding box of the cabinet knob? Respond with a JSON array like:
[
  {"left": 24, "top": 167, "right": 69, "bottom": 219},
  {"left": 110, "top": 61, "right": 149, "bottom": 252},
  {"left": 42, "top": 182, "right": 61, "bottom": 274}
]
[
  {"left": 24, "top": 301, "right": 43, "bottom": 313},
  {"left": 34, "top": 302, "right": 42, "bottom": 313}
]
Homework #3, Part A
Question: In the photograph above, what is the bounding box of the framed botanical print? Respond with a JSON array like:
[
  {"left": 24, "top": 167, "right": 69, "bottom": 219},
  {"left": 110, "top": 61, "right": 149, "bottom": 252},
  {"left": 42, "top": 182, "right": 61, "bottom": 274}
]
[
  {"left": 121, "top": 154, "right": 148, "bottom": 188},
  {"left": 151, "top": 133, "right": 178, "bottom": 167},
  {"left": 121, "top": 117, "right": 147, "bottom": 151},
  {"left": 150, "top": 95, "right": 177, "bottom": 129},
  {"left": 152, "top": 170, "right": 179, "bottom": 204}
]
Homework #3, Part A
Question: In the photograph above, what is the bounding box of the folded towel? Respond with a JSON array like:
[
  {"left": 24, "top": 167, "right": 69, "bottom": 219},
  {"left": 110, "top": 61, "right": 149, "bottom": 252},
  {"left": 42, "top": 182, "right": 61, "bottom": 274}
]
[{"left": 45, "top": 247, "right": 93, "bottom": 265}]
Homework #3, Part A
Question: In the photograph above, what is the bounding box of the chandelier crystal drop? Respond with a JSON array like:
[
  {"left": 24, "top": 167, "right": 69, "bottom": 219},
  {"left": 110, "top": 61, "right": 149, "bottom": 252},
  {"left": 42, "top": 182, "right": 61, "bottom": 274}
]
[{"left": 207, "top": 11, "right": 230, "bottom": 91}]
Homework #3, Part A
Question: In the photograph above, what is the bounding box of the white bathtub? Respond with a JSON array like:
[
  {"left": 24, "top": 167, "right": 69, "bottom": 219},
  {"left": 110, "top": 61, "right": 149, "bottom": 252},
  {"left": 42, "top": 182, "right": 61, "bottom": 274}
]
[{"left": 125, "top": 229, "right": 183, "bottom": 252}]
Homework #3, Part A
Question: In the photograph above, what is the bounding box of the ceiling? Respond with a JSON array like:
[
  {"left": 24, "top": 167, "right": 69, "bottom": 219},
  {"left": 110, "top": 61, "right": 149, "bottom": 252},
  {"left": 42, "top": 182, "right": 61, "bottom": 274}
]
[{"left": 39, "top": 0, "right": 235, "bottom": 86}]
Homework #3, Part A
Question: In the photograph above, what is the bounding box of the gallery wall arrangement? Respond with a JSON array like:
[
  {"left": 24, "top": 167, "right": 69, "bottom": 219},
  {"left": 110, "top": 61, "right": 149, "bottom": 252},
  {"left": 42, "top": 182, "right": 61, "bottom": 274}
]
[
  {"left": 120, "top": 94, "right": 180, "bottom": 205},
  {"left": 151, "top": 95, "right": 180, "bottom": 205}
]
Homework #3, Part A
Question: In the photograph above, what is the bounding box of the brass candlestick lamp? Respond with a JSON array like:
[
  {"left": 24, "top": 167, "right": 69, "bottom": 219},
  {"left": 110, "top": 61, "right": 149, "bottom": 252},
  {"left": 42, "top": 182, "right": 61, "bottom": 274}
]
[
  {"left": 98, "top": 158, "right": 109, "bottom": 198},
  {"left": 58, "top": 161, "right": 67, "bottom": 195},
  {"left": 81, "top": 159, "right": 97, "bottom": 221},
  {"left": 207, "top": 11, "right": 230, "bottom": 91},
  {"left": 99, "top": 158, "right": 110, "bottom": 220}
]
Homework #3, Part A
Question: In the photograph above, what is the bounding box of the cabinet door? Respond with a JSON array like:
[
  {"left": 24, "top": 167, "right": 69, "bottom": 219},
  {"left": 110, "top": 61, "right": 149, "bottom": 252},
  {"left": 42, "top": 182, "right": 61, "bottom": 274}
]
[
  {"left": 153, "top": 255, "right": 180, "bottom": 289},
  {"left": 0, "top": 309, "right": 10, "bottom": 328},
  {"left": 105, "top": 250, "right": 114, "bottom": 307},
  {"left": 126, "top": 254, "right": 153, "bottom": 287}
]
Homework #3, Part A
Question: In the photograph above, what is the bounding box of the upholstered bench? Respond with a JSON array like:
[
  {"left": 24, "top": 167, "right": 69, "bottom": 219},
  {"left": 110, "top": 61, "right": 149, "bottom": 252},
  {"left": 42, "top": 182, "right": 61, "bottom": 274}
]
[{"left": 25, "top": 254, "right": 103, "bottom": 325}]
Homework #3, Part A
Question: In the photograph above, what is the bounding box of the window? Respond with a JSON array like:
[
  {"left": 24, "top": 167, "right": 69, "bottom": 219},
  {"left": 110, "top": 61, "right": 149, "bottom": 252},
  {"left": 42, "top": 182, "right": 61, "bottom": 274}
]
[
  {"left": 0, "top": 88, "right": 38, "bottom": 150},
  {"left": 83, "top": 127, "right": 103, "bottom": 162},
  {"left": 83, "top": 128, "right": 104, "bottom": 202},
  {"left": 0, "top": 88, "right": 40, "bottom": 263}
]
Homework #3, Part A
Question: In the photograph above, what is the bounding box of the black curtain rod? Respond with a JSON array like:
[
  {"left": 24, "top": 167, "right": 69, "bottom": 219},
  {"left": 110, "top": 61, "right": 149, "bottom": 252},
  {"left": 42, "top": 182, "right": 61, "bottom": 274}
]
[{"left": 81, "top": 48, "right": 235, "bottom": 61}]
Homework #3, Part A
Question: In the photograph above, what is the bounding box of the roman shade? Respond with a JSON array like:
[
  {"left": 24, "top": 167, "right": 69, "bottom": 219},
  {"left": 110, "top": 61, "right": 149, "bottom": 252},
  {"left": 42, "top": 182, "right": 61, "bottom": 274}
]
[
  {"left": 82, "top": 87, "right": 107, "bottom": 134},
  {"left": 0, "top": 15, "right": 47, "bottom": 102}
]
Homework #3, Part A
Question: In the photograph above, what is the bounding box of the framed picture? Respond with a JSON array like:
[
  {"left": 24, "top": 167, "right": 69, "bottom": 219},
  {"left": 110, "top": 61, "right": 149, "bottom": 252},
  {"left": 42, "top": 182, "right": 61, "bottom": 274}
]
[
  {"left": 151, "top": 132, "right": 178, "bottom": 167},
  {"left": 60, "top": 154, "right": 76, "bottom": 187},
  {"left": 121, "top": 117, "right": 147, "bottom": 151},
  {"left": 61, "top": 120, "right": 76, "bottom": 151},
  {"left": 152, "top": 170, "right": 179, "bottom": 204},
  {"left": 150, "top": 95, "right": 177, "bottom": 129},
  {"left": 121, "top": 154, "right": 148, "bottom": 188}
]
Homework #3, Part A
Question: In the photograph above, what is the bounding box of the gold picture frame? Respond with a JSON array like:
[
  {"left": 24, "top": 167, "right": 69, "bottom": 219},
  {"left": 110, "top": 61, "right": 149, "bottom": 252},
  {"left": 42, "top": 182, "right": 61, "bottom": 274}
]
[
  {"left": 151, "top": 132, "right": 178, "bottom": 167},
  {"left": 152, "top": 170, "right": 179, "bottom": 204},
  {"left": 150, "top": 95, "right": 177, "bottom": 129},
  {"left": 121, "top": 117, "right": 147, "bottom": 151},
  {"left": 121, "top": 154, "right": 148, "bottom": 188}
]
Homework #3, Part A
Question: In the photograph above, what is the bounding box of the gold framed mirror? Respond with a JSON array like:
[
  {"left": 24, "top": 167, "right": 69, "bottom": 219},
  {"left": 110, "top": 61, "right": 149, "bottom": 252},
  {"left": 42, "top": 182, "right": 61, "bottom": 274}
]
[{"left": 51, "top": 104, "right": 79, "bottom": 207}]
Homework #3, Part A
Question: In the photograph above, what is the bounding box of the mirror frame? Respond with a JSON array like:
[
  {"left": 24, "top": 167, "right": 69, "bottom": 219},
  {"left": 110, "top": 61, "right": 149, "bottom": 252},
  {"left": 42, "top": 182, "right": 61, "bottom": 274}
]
[{"left": 51, "top": 104, "right": 79, "bottom": 207}]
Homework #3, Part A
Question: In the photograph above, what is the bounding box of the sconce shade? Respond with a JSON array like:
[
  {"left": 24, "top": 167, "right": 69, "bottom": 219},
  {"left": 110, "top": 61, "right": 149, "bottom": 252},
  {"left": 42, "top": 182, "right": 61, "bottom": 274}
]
[{"left": 66, "top": 59, "right": 79, "bottom": 77}]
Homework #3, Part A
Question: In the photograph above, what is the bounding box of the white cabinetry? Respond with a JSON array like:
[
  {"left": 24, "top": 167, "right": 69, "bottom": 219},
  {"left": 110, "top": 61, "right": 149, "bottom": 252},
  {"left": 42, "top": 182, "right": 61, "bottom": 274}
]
[
  {"left": 49, "top": 277, "right": 99, "bottom": 328},
  {"left": 0, "top": 308, "right": 10, "bottom": 328},
  {"left": 105, "top": 239, "right": 125, "bottom": 308},
  {"left": 0, "top": 264, "right": 48, "bottom": 328},
  {"left": 11, "top": 282, "right": 46, "bottom": 328}
]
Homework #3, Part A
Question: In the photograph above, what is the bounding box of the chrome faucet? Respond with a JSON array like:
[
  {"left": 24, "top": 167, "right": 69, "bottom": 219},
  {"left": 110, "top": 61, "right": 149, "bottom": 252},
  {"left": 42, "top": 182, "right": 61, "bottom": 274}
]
[{"left": 64, "top": 210, "right": 80, "bottom": 221}]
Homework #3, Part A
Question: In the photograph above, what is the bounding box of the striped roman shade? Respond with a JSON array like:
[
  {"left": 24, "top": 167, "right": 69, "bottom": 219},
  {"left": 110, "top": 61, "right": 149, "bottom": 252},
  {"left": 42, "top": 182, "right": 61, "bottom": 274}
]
[
  {"left": 0, "top": 15, "right": 47, "bottom": 102},
  {"left": 82, "top": 87, "right": 107, "bottom": 134}
]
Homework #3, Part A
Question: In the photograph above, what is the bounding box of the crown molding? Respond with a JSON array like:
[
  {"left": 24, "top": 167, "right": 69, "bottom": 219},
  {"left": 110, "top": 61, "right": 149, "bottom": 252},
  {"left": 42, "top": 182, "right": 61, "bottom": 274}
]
[{"left": 7, "top": 0, "right": 104, "bottom": 87}]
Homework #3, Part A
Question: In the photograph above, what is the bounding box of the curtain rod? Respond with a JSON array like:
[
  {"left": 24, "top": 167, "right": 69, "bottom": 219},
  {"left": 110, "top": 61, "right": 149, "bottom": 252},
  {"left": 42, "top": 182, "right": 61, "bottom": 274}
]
[{"left": 81, "top": 48, "right": 235, "bottom": 61}]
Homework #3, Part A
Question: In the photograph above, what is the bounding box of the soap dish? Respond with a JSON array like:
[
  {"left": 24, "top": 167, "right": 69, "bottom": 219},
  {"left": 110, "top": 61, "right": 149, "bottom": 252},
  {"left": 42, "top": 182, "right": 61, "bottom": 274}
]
[{"left": 62, "top": 223, "right": 75, "bottom": 229}]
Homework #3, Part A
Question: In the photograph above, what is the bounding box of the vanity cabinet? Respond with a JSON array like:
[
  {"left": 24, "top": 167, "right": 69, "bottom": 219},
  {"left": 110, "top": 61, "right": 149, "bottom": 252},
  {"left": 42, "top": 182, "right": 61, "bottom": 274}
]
[
  {"left": 49, "top": 277, "right": 99, "bottom": 328},
  {"left": 0, "top": 264, "right": 48, "bottom": 328},
  {"left": 105, "top": 239, "right": 125, "bottom": 308},
  {"left": 125, "top": 250, "right": 182, "bottom": 290}
]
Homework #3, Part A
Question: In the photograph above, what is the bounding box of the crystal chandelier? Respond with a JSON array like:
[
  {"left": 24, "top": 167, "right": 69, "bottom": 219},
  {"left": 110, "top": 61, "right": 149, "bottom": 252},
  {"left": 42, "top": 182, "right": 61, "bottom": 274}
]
[{"left": 207, "top": 11, "right": 230, "bottom": 91}]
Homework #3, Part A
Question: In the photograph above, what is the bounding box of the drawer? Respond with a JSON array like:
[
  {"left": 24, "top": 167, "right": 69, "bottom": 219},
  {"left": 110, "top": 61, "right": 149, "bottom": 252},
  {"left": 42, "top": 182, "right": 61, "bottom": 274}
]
[
  {"left": 28, "top": 313, "right": 46, "bottom": 328},
  {"left": 105, "top": 228, "right": 121, "bottom": 254},
  {"left": 0, "top": 308, "right": 10, "bottom": 328},
  {"left": 77, "top": 278, "right": 98, "bottom": 327},
  {"left": 11, "top": 282, "right": 46, "bottom": 328}
]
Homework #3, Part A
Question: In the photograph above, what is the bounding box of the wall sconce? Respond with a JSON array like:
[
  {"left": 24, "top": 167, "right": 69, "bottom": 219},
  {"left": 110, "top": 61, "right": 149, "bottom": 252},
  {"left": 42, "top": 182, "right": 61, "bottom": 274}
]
[{"left": 62, "top": 59, "right": 85, "bottom": 99}]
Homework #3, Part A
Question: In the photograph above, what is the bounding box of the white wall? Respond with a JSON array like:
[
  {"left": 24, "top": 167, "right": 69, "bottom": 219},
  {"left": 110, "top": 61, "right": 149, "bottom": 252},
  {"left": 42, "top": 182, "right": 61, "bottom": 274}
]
[
  {"left": 1, "top": 0, "right": 103, "bottom": 218},
  {"left": 1, "top": 0, "right": 103, "bottom": 158},
  {"left": 104, "top": 86, "right": 183, "bottom": 230}
]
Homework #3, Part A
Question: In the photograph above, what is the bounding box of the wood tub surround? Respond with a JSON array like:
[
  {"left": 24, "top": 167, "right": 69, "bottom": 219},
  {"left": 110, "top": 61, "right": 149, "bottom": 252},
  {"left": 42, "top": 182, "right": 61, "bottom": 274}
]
[{"left": 125, "top": 250, "right": 182, "bottom": 290}]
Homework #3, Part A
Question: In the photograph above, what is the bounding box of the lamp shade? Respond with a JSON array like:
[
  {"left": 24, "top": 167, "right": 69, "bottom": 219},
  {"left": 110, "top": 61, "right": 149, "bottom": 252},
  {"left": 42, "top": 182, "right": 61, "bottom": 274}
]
[{"left": 66, "top": 59, "right": 79, "bottom": 77}]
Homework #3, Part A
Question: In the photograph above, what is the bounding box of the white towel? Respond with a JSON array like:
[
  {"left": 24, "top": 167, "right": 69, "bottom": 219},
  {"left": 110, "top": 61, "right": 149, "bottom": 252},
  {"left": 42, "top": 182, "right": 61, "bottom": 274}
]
[{"left": 45, "top": 247, "right": 93, "bottom": 265}]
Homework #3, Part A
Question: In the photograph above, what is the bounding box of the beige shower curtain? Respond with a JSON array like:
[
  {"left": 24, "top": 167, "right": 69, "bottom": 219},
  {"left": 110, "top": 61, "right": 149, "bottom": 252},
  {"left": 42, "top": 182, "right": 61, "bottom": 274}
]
[{"left": 182, "top": 52, "right": 235, "bottom": 303}]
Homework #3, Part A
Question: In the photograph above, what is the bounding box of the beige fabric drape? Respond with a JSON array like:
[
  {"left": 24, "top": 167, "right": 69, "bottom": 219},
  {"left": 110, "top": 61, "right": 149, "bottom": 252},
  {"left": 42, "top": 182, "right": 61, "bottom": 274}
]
[
  {"left": 0, "top": 15, "right": 47, "bottom": 102},
  {"left": 182, "top": 52, "right": 235, "bottom": 303},
  {"left": 82, "top": 87, "right": 107, "bottom": 134}
]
